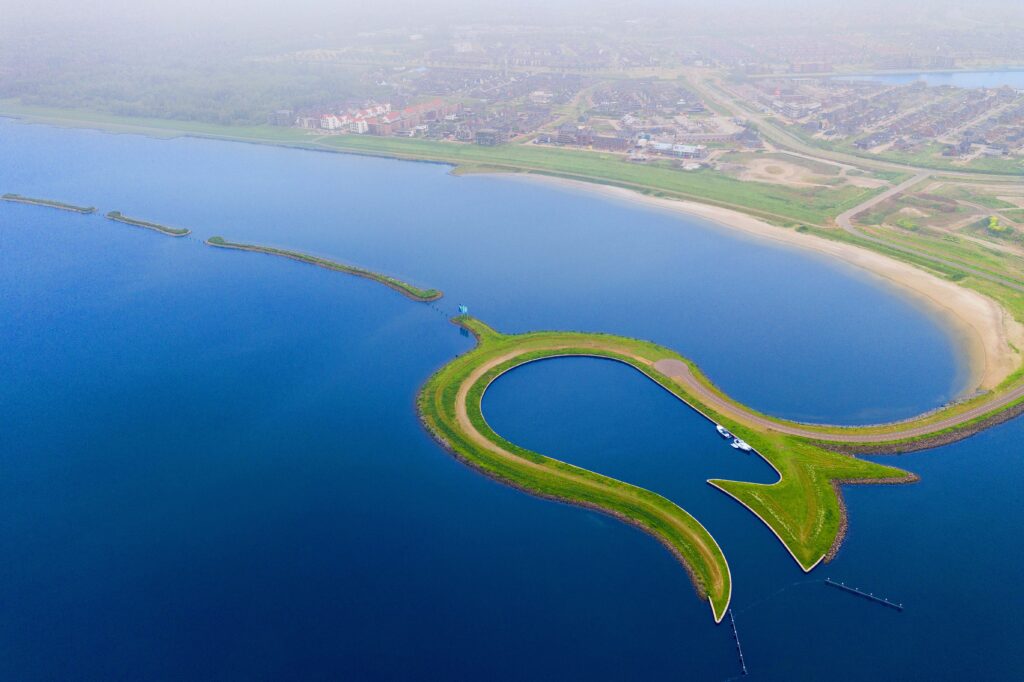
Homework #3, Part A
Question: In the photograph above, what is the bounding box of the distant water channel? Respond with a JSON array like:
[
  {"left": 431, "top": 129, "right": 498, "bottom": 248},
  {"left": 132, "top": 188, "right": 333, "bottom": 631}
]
[
  {"left": 2, "top": 117, "right": 1021, "bottom": 679},
  {"left": 836, "top": 69, "right": 1024, "bottom": 89}
]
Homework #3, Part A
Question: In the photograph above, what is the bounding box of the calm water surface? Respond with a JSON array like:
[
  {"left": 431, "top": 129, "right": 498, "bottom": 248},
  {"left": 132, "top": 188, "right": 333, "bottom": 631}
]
[
  {"left": 2, "top": 118, "right": 1021, "bottom": 680},
  {"left": 837, "top": 69, "right": 1024, "bottom": 89}
]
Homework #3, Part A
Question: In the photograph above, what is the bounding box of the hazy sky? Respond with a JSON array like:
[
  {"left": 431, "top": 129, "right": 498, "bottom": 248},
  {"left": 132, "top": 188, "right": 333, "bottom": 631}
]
[
  {"left": 1, "top": 0, "right": 1022, "bottom": 68},
  {"left": 4, "top": 0, "right": 1023, "bottom": 36}
]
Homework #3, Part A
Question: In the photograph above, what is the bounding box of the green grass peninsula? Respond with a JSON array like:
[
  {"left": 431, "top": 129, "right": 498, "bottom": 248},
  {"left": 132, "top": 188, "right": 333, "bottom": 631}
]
[{"left": 417, "top": 318, "right": 922, "bottom": 621}]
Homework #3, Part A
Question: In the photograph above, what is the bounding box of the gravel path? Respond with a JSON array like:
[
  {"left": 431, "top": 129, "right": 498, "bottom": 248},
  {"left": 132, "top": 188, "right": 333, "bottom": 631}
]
[{"left": 653, "top": 359, "right": 1024, "bottom": 443}]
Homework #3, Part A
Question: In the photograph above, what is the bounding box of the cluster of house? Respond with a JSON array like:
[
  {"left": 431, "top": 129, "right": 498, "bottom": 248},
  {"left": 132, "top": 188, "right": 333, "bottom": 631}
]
[
  {"left": 270, "top": 99, "right": 455, "bottom": 137},
  {"left": 534, "top": 124, "right": 711, "bottom": 159},
  {"left": 535, "top": 125, "right": 626, "bottom": 150},
  {"left": 642, "top": 141, "right": 709, "bottom": 159},
  {"left": 309, "top": 103, "right": 393, "bottom": 134},
  {"left": 745, "top": 77, "right": 1024, "bottom": 160}
]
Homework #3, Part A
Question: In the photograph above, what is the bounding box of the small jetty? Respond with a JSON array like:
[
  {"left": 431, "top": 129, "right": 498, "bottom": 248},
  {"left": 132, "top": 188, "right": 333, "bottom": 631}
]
[
  {"left": 206, "top": 236, "right": 443, "bottom": 302},
  {"left": 824, "top": 578, "right": 903, "bottom": 611},
  {"left": 728, "top": 609, "right": 748, "bottom": 676},
  {"left": 105, "top": 211, "right": 190, "bottom": 236},
  {"left": 2, "top": 193, "right": 96, "bottom": 214}
]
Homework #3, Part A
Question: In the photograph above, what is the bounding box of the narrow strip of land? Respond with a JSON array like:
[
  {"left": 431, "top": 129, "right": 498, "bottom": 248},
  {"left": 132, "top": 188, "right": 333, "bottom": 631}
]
[
  {"left": 2, "top": 193, "right": 96, "bottom": 214},
  {"left": 206, "top": 236, "right": 442, "bottom": 302},
  {"left": 419, "top": 318, "right": 919, "bottom": 620},
  {"left": 420, "top": 313, "right": 1024, "bottom": 616},
  {"left": 106, "top": 211, "right": 190, "bottom": 236},
  {"left": 420, "top": 321, "right": 738, "bottom": 622}
]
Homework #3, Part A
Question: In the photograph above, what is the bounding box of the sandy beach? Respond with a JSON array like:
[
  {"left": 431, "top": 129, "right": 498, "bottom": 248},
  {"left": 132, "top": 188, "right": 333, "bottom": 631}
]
[{"left": 513, "top": 174, "right": 1024, "bottom": 394}]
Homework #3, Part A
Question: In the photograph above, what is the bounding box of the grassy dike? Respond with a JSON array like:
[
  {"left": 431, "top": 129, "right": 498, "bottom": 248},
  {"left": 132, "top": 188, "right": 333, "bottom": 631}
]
[
  {"left": 2, "top": 193, "right": 96, "bottom": 214},
  {"left": 206, "top": 236, "right": 442, "bottom": 302},
  {"left": 418, "top": 317, "right": 914, "bottom": 622},
  {"left": 106, "top": 211, "right": 190, "bottom": 236}
]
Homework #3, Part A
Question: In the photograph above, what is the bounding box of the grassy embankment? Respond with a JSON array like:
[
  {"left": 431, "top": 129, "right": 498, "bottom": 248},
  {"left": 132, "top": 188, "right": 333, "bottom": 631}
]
[
  {"left": 106, "top": 211, "right": 190, "bottom": 236},
  {"left": 206, "top": 236, "right": 441, "bottom": 302},
  {"left": 0, "top": 100, "right": 882, "bottom": 228},
  {"left": 419, "top": 318, "right": 912, "bottom": 621},
  {"left": 313, "top": 134, "right": 877, "bottom": 226},
  {"left": 2, "top": 192, "right": 96, "bottom": 214}
]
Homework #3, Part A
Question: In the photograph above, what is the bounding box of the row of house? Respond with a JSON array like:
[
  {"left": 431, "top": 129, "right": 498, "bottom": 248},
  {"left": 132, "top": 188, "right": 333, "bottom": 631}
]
[
  {"left": 533, "top": 124, "right": 709, "bottom": 158},
  {"left": 291, "top": 99, "right": 455, "bottom": 137}
]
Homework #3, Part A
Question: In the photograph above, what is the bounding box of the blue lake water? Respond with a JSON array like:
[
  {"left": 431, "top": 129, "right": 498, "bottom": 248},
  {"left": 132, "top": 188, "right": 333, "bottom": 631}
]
[
  {"left": 836, "top": 69, "right": 1024, "bottom": 89},
  {"left": 1, "top": 117, "right": 1022, "bottom": 679}
]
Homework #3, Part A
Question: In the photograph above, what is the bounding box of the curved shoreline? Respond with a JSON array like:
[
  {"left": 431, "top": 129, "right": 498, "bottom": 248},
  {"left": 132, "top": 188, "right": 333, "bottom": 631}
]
[
  {"left": 823, "top": 474, "right": 920, "bottom": 564},
  {"left": 205, "top": 236, "right": 442, "bottom": 302},
  {"left": 418, "top": 388, "right": 727, "bottom": 622},
  {"left": 504, "top": 174, "right": 1024, "bottom": 395},
  {"left": 418, "top": 323, "right": 740, "bottom": 622},
  {"left": 418, "top": 314, "right": 1024, "bottom": 610},
  {"left": 4, "top": 113, "right": 1018, "bottom": 391}
]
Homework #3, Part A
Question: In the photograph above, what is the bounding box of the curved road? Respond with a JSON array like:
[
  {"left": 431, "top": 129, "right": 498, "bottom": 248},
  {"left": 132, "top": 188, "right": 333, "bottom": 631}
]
[
  {"left": 652, "top": 358, "right": 1024, "bottom": 443},
  {"left": 452, "top": 329, "right": 1024, "bottom": 448}
]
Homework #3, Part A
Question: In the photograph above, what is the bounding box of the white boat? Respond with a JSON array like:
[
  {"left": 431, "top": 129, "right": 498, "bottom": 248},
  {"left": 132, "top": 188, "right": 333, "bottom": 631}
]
[
  {"left": 731, "top": 438, "right": 753, "bottom": 452},
  {"left": 716, "top": 424, "right": 733, "bottom": 439}
]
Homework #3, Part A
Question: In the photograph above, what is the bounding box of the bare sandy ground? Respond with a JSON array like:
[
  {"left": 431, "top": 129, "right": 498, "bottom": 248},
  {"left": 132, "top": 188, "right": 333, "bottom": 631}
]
[
  {"left": 998, "top": 195, "right": 1024, "bottom": 208},
  {"left": 842, "top": 174, "right": 888, "bottom": 190},
  {"left": 737, "top": 158, "right": 827, "bottom": 187},
  {"left": 511, "top": 175, "right": 1024, "bottom": 393}
]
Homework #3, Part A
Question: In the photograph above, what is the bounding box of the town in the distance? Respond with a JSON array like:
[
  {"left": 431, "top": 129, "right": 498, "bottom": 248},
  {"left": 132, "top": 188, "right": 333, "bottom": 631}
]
[{"left": 263, "top": 25, "right": 1024, "bottom": 170}]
